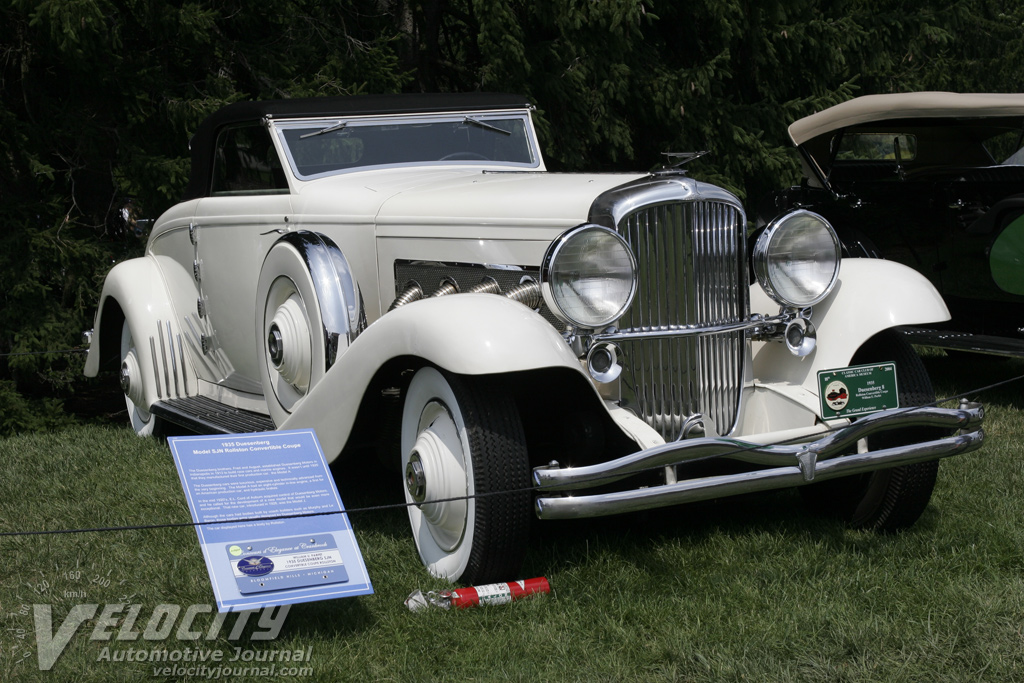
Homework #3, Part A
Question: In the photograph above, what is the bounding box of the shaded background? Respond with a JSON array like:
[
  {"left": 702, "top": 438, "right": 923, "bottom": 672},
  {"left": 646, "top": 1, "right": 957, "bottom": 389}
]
[{"left": 2, "top": 0, "right": 1021, "bottom": 433}]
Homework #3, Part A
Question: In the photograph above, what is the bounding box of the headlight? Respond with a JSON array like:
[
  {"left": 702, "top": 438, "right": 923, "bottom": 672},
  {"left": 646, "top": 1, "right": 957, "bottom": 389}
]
[
  {"left": 541, "top": 224, "right": 637, "bottom": 329},
  {"left": 753, "top": 210, "right": 841, "bottom": 308}
]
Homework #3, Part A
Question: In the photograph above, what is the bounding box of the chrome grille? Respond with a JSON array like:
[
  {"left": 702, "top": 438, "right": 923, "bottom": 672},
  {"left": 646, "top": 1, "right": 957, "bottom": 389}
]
[{"left": 615, "top": 199, "right": 747, "bottom": 440}]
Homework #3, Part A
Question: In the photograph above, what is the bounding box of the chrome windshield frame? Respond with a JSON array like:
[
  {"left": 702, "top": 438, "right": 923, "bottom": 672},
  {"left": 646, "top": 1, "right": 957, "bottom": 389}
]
[{"left": 271, "top": 110, "right": 542, "bottom": 180}]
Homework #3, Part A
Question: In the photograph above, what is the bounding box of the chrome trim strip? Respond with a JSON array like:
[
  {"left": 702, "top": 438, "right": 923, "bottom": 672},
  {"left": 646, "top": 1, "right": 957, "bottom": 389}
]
[
  {"left": 167, "top": 324, "right": 179, "bottom": 398},
  {"left": 592, "top": 318, "right": 767, "bottom": 342},
  {"left": 533, "top": 403, "right": 984, "bottom": 491},
  {"left": 534, "top": 429, "right": 984, "bottom": 519},
  {"left": 273, "top": 231, "right": 365, "bottom": 372},
  {"left": 149, "top": 336, "right": 161, "bottom": 400},
  {"left": 157, "top": 320, "right": 170, "bottom": 398},
  {"left": 177, "top": 334, "right": 189, "bottom": 396}
]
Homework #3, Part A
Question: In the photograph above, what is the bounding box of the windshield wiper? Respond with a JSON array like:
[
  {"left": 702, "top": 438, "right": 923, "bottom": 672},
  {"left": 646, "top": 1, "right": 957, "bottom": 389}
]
[
  {"left": 300, "top": 121, "right": 347, "bottom": 139},
  {"left": 463, "top": 117, "right": 511, "bottom": 136}
]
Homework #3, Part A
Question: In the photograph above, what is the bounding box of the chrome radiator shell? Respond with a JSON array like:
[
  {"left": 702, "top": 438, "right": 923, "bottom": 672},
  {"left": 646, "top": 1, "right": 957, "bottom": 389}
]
[{"left": 590, "top": 176, "right": 749, "bottom": 440}]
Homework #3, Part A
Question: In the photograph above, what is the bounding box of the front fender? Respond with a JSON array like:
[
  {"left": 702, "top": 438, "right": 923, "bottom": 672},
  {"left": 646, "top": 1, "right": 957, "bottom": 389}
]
[
  {"left": 751, "top": 257, "right": 949, "bottom": 393},
  {"left": 282, "top": 294, "right": 587, "bottom": 460}
]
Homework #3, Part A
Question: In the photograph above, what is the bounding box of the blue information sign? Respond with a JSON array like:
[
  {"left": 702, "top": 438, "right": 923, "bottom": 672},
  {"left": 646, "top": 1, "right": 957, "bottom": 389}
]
[{"left": 169, "top": 429, "right": 373, "bottom": 611}]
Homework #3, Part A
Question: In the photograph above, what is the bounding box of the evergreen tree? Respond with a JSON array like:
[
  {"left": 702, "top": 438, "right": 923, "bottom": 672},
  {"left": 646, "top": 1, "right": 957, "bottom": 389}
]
[{"left": 1, "top": 0, "right": 1019, "bottom": 432}]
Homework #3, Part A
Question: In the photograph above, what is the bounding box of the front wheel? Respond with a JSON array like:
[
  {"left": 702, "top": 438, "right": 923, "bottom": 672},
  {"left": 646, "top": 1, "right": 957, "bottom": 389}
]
[
  {"left": 800, "top": 329, "right": 940, "bottom": 531},
  {"left": 401, "top": 367, "right": 530, "bottom": 583}
]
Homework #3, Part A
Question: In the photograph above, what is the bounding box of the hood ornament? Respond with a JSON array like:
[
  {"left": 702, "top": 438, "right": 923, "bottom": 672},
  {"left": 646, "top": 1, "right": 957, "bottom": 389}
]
[{"left": 656, "top": 151, "right": 710, "bottom": 175}]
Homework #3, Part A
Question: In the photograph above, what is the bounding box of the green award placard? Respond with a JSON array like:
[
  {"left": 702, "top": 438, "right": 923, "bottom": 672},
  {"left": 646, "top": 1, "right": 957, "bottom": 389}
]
[{"left": 818, "top": 362, "right": 899, "bottom": 419}]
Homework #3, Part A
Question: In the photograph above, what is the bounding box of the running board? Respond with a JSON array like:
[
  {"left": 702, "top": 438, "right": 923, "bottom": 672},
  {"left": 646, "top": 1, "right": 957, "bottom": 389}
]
[{"left": 150, "top": 396, "right": 276, "bottom": 434}]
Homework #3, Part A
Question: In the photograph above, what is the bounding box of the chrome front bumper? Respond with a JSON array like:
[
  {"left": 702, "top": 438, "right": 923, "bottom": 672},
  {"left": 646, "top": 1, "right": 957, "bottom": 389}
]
[{"left": 533, "top": 402, "right": 985, "bottom": 520}]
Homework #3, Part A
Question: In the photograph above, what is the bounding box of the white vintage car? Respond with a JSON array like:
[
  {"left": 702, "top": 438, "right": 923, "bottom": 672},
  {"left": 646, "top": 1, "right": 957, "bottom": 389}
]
[{"left": 85, "top": 93, "right": 984, "bottom": 584}]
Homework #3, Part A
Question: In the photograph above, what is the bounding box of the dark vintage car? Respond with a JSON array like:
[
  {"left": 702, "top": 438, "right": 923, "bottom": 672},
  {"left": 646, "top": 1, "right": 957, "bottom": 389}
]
[{"left": 761, "top": 92, "right": 1024, "bottom": 354}]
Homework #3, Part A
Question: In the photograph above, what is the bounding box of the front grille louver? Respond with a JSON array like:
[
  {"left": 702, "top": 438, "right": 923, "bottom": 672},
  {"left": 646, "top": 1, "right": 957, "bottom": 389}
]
[{"left": 614, "top": 199, "right": 747, "bottom": 440}]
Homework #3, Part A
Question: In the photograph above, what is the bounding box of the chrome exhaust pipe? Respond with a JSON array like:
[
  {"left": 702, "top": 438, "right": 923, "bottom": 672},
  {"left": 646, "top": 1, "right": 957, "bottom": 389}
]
[{"left": 388, "top": 281, "right": 423, "bottom": 311}]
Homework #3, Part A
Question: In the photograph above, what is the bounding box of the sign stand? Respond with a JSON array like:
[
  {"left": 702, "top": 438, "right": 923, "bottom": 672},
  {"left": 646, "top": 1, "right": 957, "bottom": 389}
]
[{"left": 169, "top": 429, "right": 373, "bottom": 612}]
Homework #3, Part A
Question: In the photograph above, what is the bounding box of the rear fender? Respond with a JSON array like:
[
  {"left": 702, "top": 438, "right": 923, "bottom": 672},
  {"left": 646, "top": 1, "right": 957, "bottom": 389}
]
[{"left": 84, "top": 256, "right": 197, "bottom": 408}]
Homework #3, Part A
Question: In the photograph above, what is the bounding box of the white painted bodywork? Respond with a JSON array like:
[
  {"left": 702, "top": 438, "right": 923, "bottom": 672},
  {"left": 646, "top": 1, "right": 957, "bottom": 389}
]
[
  {"left": 84, "top": 101, "right": 953, "bottom": 464},
  {"left": 737, "top": 258, "right": 950, "bottom": 437},
  {"left": 281, "top": 294, "right": 587, "bottom": 460},
  {"left": 750, "top": 258, "right": 949, "bottom": 392}
]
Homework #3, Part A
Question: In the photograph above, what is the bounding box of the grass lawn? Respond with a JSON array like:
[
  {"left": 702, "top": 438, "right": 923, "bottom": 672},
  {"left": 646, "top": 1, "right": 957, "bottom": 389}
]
[{"left": 2, "top": 351, "right": 1023, "bottom": 682}]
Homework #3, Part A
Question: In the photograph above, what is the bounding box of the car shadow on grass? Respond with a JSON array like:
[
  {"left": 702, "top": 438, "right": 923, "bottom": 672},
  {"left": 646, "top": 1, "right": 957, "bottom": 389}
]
[{"left": 523, "top": 485, "right": 945, "bottom": 577}]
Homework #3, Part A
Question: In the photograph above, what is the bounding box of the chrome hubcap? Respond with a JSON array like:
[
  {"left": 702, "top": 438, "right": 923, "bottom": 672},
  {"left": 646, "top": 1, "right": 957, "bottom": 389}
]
[
  {"left": 267, "top": 325, "right": 284, "bottom": 366},
  {"left": 267, "top": 293, "right": 311, "bottom": 391},
  {"left": 406, "top": 452, "right": 426, "bottom": 502},
  {"left": 120, "top": 349, "right": 146, "bottom": 408},
  {"left": 119, "top": 361, "right": 131, "bottom": 394},
  {"left": 408, "top": 402, "right": 467, "bottom": 552}
]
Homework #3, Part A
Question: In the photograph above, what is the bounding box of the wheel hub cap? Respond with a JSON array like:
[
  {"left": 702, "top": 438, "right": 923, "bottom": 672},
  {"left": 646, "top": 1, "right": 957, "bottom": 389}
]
[
  {"left": 120, "top": 352, "right": 145, "bottom": 407},
  {"left": 406, "top": 453, "right": 427, "bottom": 503},
  {"left": 407, "top": 411, "right": 467, "bottom": 552},
  {"left": 267, "top": 325, "right": 285, "bottom": 366},
  {"left": 119, "top": 362, "right": 131, "bottom": 394},
  {"left": 267, "top": 294, "right": 311, "bottom": 391}
]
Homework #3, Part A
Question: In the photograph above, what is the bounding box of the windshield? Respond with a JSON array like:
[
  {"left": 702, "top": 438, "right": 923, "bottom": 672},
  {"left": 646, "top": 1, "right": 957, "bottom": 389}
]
[
  {"left": 807, "top": 117, "right": 1024, "bottom": 180},
  {"left": 834, "top": 133, "right": 918, "bottom": 162},
  {"left": 275, "top": 113, "right": 539, "bottom": 179}
]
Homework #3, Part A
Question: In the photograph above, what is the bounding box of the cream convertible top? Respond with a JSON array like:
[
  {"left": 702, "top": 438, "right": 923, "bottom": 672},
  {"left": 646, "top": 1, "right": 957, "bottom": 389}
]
[{"left": 789, "top": 92, "right": 1024, "bottom": 146}]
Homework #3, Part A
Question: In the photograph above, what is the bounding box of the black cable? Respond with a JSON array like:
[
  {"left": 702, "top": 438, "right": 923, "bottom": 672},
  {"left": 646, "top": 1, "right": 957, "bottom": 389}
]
[
  {"left": 0, "top": 364, "right": 1019, "bottom": 539},
  {"left": 0, "top": 349, "right": 88, "bottom": 358}
]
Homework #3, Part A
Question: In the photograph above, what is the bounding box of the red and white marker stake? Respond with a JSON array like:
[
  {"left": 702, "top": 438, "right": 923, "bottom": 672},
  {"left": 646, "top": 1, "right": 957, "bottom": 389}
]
[
  {"left": 406, "top": 577, "right": 551, "bottom": 611},
  {"left": 448, "top": 577, "right": 550, "bottom": 608}
]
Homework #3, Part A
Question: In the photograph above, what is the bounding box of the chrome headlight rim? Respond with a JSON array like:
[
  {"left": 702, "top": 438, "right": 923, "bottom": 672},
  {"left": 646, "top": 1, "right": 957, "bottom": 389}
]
[
  {"left": 753, "top": 209, "right": 841, "bottom": 309},
  {"left": 540, "top": 223, "right": 638, "bottom": 330}
]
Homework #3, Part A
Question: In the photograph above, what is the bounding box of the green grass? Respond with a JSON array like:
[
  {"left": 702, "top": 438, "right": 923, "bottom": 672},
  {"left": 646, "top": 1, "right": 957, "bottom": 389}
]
[{"left": 2, "top": 352, "right": 1024, "bottom": 681}]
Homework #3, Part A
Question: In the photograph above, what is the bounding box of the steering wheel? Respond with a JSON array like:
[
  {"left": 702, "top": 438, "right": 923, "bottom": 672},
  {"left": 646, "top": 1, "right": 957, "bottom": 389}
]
[{"left": 439, "top": 152, "right": 490, "bottom": 161}]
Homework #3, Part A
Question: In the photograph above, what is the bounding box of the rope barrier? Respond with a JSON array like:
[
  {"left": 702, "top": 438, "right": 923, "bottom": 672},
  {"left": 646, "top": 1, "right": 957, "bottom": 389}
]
[
  {"left": 1, "top": 369, "right": 1020, "bottom": 540},
  {"left": 0, "top": 348, "right": 88, "bottom": 358}
]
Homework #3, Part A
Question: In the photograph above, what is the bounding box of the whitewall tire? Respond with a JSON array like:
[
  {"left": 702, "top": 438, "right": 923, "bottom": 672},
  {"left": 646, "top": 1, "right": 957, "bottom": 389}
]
[
  {"left": 257, "top": 241, "right": 327, "bottom": 427},
  {"left": 401, "top": 367, "right": 530, "bottom": 584}
]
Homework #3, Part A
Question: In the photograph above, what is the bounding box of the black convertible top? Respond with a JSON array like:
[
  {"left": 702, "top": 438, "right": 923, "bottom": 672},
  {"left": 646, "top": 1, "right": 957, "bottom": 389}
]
[{"left": 183, "top": 93, "right": 532, "bottom": 200}]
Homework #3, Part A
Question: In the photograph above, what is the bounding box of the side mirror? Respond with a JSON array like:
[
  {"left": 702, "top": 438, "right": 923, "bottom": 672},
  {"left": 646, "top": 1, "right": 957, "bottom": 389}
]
[{"left": 106, "top": 199, "right": 153, "bottom": 238}]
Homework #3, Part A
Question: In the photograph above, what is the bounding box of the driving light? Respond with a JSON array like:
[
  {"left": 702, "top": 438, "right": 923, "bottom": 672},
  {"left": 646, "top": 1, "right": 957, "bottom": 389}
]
[
  {"left": 753, "top": 210, "right": 841, "bottom": 308},
  {"left": 541, "top": 224, "right": 637, "bottom": 329}
]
